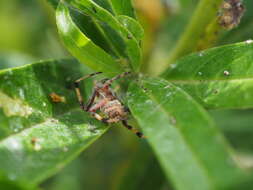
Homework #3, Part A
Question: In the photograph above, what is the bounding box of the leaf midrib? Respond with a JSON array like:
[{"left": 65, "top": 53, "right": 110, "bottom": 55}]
[
  {"left": 0, "top": 108, "right": 107, "bottom": 185},
  {"left": 167, "top": 77, "right": 253, "bottom": 84},
  {"left": 135, "top": 81, "right": 216, "bottom": 189}
]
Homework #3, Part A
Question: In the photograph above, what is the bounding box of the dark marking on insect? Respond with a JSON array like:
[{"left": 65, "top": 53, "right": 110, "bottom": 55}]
[
  {"left": 218, "top": 0, "right": 245, "bottom": 29},
  {"left": 74, "top": 72, "right": 145, "bottom": 138}
]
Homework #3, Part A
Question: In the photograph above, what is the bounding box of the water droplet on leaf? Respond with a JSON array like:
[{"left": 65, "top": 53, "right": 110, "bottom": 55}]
[{"left": 223, "top": 70, "right": 230, "bottom": 76}]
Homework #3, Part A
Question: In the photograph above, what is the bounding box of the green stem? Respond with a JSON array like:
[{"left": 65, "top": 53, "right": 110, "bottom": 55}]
[
  {"left": 165, "top": 0, "right": 223, "bottom": 67},
  {"left": 197, "top": 18, "right": 223, "bottom": 50}
]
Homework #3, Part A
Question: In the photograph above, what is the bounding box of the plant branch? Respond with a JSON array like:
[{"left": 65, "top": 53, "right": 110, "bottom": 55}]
[
  {"left": 165, "top": 0, "right": 223, "bottom": 67},
  {"left": 196, "top": 18, "right": 223, "bottom": 50}
]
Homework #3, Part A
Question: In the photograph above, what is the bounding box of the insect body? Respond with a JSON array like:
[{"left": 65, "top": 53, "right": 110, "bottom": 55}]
[
  {"left": 218, "top": 0, "right": 245, "bottom": 29},
  {"left": 74, "top": 72, "right": 144, "bottom": 138},
  {"left": 100, "top": 99, "right": 127, "bottom": 123}
]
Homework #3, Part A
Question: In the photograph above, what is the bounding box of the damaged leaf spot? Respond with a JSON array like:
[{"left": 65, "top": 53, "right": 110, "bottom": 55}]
[{"left": 0, "top": 91, "right": 33, "bottom": 117}]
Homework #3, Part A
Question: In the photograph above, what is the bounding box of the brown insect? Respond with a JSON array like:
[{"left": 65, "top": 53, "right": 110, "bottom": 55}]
[
  {"left": 218, "top": 0, "right": 245, "bottom": 29},
  {"left": 49, "top": 92, "right": 66, "bottom": 103},
  {"left": 74, "top": 72, "right": 145, "bottom": 138}
]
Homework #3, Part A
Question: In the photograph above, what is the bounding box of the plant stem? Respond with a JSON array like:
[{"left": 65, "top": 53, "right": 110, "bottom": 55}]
[
  {"left": 165, "top": 0, "right": 223, "bottom": 66},
  {"left": 196, "top": 18, "right": 223, "bottom": 50}
]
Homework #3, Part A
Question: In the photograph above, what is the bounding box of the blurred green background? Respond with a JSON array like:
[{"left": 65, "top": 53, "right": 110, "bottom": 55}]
[
  {"left": 1, "top": 0, "right": 253, "bottom": 189},
  {"left": 0, "top": 0, "right": 67, "bottom": 69}
]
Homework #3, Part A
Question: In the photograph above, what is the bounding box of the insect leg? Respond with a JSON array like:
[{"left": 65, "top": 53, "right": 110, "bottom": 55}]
[
  {"left": 89, "top": 112, "right": 110, "bottom": 125},
  {"left": 74, "top": 72, "right": 102, "bottom": 110},
  {"left": 103, "top": 72, "right": 131, "bottom": 87},
  {"left": 90, "top": 112, "right": 104, "bottom": 121},
  {"left": 75, "top": 72, "right": 102, "bottom": 83},
  {"left": 85, "top": 90, "right": 98, "bottom": 111},
  {"left": 122, "top": 120, "right": 145, "bottom": 138}
]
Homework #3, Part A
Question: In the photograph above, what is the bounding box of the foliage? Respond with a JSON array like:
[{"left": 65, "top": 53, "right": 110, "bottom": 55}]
[{"left": 1, "top": 0, "right": 253, "bottom": 189}]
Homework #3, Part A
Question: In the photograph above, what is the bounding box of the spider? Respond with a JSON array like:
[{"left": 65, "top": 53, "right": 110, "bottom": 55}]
[{"left": 74, "top": 72, "right": 145, "bottom": 138}]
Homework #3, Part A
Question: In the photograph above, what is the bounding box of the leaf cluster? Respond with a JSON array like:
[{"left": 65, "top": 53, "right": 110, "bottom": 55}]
[{"left": 1, "top": 0, "right": 253, "bottom": 189}]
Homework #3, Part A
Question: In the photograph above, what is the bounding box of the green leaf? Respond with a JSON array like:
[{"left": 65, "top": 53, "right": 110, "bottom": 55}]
[
  {"left": 85, "top": 0, "right": 136, "bottom": 18},
  {"left": 71, "top": 10, "right": 117, "bottom": 57},
  {"left": 127, "top": 77, "right": 248, "bottom": 190},
  {"left": 116, "top": 15, "right": 144, "bottom": 42},
  {"left": 0, "top": 59, "right": 108, "bottom": 187},
  {"left": 56, "top": 2, "right": 124, "bottom": 76},
  {"left": 48, "top": 0, "right": 136, "bottom": 18},
  {"left": 47, "top": 0, "right": 140, "bottom": 62},
  {"left": 109, "top": 0, "right": 136, "bottom": 18},
  {"left": 162, "top": 41, "right": 253, "bottom": 109},
  {"left": 64, "top": 0, "right": 142, "bottom": 71},
  {"left": 46, "top": 0, "right": 59, "bottom": 9},
  {"left": 0, "top": 175, "right": 32, "bottom": 190}
]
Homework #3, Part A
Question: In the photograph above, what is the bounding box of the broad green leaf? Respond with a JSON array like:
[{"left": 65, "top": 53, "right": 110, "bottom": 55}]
[
  {"left": 0, "top": 59, "right": 108, "bottom": 187},
  {"left": 56, "top": 2, "right": 124, "bottom": 76},
  {"left": 89, "top": 0, "right": 136, "bottom": 18},
  {"left": 64, "top": 0, "right": 142, "bottom": 71},
  {"left": 69, "top": 4, "right": 128, "bottom": 59},
  {"left": 127, "top": 77, "right": 248, "bottom": 190},
  {"left": 71, "top": 10, "right": 117, "bottom": 57},
  {"left": 47, "top": 0, "right": 136, "bottom": 18},
  {"left": 109, "top": 0, "right": 135, "bottom": 18},
  {"left": 47, "top": 0, "right": 139, "bottom": 59},
  {"left": 162, "top": 41, "right": 253, "bottom": 109},
  {"left": 47, "top": 0, "right": 117, "bottom": 57},
  {"left": 80, "top": 0, "right": 136, "bottom": 19},
  {"left": 90, "top": 0, "right": 114, "bottom": 14},
  {"left": 116, "top": 15, "right": 144, "bottom": 42},
  {"left": 44, "top": 124, "right": 145, "bottom": 190}
]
